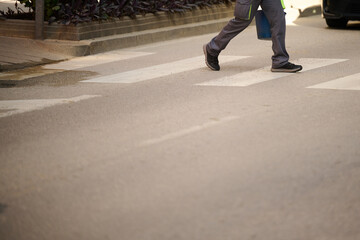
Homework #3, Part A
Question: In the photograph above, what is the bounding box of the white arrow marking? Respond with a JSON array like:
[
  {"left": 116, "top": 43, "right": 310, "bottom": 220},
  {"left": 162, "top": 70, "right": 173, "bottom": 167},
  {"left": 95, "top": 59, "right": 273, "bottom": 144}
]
[{"left": 0, "top": 95, "right": 101, "bottom": 118}]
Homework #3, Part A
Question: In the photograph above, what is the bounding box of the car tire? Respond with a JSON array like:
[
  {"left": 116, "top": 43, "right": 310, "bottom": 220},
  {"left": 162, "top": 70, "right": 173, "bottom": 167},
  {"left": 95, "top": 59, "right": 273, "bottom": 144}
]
[{"left": 325, "top": 18, "right": 348, "bottom": 28}]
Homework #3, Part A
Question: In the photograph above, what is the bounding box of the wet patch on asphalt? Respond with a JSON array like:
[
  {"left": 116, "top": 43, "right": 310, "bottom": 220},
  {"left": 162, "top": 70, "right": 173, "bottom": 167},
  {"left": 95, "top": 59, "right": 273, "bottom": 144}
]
[
  {"left": 0, "top": 203, "right": 7, "bottom": 214},
  {"left": 0, "top": 67, "right": 97, "bottom": 87}
]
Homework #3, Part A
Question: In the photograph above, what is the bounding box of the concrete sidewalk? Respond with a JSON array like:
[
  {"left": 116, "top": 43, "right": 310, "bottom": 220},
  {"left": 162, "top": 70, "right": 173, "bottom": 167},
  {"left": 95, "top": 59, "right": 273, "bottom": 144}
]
[{"left": 0, "top": 0, "right": 321, "bottom": 72}]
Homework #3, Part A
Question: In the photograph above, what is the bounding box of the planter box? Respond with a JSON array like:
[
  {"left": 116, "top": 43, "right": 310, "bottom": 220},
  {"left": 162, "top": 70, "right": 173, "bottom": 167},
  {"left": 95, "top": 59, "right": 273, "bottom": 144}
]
[{"left": 0, "top": 3, "right": 235, "bottom": 41}]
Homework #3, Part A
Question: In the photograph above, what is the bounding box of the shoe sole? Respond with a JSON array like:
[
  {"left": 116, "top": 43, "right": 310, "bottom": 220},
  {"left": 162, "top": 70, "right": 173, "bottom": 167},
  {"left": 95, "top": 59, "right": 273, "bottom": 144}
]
[
  {"left": 271, "top": 66, "right": 303, "bottom": 73},
  {"left": 203, "top": 44, "right": 219, "bottom": 71}
]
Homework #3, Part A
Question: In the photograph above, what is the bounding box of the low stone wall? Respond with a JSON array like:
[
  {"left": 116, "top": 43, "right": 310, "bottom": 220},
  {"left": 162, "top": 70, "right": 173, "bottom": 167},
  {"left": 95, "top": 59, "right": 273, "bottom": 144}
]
[{"left": 0, "top": 3, "right": 235, "bottom": 41}]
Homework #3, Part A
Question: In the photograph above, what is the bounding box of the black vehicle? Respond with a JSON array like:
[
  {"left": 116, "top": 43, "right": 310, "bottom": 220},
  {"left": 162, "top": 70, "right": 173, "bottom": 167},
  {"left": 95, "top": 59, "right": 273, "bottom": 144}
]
[{"left": 322, "top": 0, "right": 360, "bottom": 28}]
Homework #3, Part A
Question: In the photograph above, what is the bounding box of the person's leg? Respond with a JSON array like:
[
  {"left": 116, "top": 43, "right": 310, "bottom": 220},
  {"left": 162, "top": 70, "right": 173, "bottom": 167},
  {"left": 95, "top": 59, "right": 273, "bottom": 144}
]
[
  {"left": 260, "top": 0, "right": 289, "bottom": 68},
  {"left": 207, "top": 0, "right": 261, "bottom": 57}
]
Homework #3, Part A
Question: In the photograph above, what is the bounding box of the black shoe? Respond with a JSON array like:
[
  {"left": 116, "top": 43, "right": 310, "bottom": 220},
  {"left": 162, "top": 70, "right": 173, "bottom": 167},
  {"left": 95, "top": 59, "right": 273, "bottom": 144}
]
[
  {"left": 271, "top": 62, "right": 303, "bottom": 73},
  {"left": 203, "top": 44, "right": 220, "bottom": 71}
]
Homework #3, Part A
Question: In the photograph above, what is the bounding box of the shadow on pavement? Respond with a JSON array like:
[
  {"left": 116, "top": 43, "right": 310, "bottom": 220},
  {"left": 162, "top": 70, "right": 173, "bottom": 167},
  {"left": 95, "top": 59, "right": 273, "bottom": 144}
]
[{"left": 343, "top": 21, "right": 360, "bottom": 30}]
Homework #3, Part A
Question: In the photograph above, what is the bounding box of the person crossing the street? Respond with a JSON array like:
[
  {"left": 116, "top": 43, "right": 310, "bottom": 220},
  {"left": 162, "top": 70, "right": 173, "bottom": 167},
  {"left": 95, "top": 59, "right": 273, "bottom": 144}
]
[{"left": 203, "top": 0, "right": 302, "bottom": 73}]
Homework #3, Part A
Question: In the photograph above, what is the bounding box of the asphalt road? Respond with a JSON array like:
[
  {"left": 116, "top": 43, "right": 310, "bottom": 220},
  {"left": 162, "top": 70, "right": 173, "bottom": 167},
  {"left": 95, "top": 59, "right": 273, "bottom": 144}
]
[{"left": 1, "top": 15, "right": 360, "bottom": 240}]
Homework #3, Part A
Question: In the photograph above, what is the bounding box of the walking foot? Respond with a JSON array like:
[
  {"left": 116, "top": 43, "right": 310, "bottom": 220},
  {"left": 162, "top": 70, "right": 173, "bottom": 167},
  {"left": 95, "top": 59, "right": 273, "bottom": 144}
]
[
  {"left": 271, "top": 62, "right": 303, "bottom": 73},
  {"left": 203, "top": 44, "right": 220, "bottom": 71}
]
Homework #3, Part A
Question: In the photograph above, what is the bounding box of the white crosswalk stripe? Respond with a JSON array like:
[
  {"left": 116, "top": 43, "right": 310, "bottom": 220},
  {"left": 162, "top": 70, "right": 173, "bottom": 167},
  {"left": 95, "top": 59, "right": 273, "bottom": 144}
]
[
  {"left": 196, "top": 58, "right": 348, "bottom": 87},
  {"left": 81, "top": 56, "right": 249, "bottom": 83},
  {"left": 44, "top": 51, "right": 154, "bottom": 71},
  {"left": 307, "top": 73, "right": 360, "bottom": 91}
]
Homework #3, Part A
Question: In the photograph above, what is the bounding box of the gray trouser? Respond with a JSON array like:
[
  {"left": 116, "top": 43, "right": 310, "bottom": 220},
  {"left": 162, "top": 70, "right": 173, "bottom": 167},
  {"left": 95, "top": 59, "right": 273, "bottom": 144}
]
[{"left": 207, "top": 0, "right": 289, "bottom": 68}]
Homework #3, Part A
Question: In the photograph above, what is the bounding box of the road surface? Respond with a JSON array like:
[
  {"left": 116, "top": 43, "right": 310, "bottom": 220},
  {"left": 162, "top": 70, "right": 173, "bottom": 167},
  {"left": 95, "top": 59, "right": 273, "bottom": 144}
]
[{"left": 0, "top": 15, "right": 360, "bottom": 240}]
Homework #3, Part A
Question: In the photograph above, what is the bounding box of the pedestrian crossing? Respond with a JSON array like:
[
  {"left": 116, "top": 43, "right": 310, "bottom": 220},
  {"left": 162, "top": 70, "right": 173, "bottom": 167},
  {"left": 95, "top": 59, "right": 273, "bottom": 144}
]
[
  {"left": 1, "top": 53, "right": 359, "bottom": 118},
  {"left": 1, "top": 47, "right": 358, "bottom": 91},
  {"left": 79, "top": 54, "right": 360, "bottom": 91}
]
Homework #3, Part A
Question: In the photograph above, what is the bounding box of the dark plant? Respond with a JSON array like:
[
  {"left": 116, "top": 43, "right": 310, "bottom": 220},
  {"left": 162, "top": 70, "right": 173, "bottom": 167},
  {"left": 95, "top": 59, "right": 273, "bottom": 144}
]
[{"left": 1, "top": 0, "right": 234, "bottom": 25}]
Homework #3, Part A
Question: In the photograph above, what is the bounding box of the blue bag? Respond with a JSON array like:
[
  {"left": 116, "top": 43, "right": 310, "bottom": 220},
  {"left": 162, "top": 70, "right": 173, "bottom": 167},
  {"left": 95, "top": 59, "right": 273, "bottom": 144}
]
[{"left": 255, "top": 10, "right": 272, "bottom": 40}]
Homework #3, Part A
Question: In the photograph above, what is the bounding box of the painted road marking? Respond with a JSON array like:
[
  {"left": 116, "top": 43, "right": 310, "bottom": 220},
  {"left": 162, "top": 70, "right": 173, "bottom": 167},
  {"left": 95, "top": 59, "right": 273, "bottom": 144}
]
[
  {"left": 43, "top": 51, "right": 154, "bottom": 70},
  {"left": 307, "top": 73, "right": 360, "bottom": 91},
  {"left": 0, "top": 95, "right": 101, "bottom": 118},
  {"left": 82, "top": 56, "right": 249, "bottom": 83},
  {"left": 196, "top": 58, "right": 348, "bottom": 87},
  {"left": 140, "top": 116, "right": 239, "bottom": 146}
]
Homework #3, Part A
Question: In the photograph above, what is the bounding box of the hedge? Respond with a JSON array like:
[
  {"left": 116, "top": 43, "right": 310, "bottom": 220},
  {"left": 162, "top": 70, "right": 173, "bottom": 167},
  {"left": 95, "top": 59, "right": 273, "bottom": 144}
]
[{"left": 1, "top": 0, "right": 234, "bottom": 25}]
